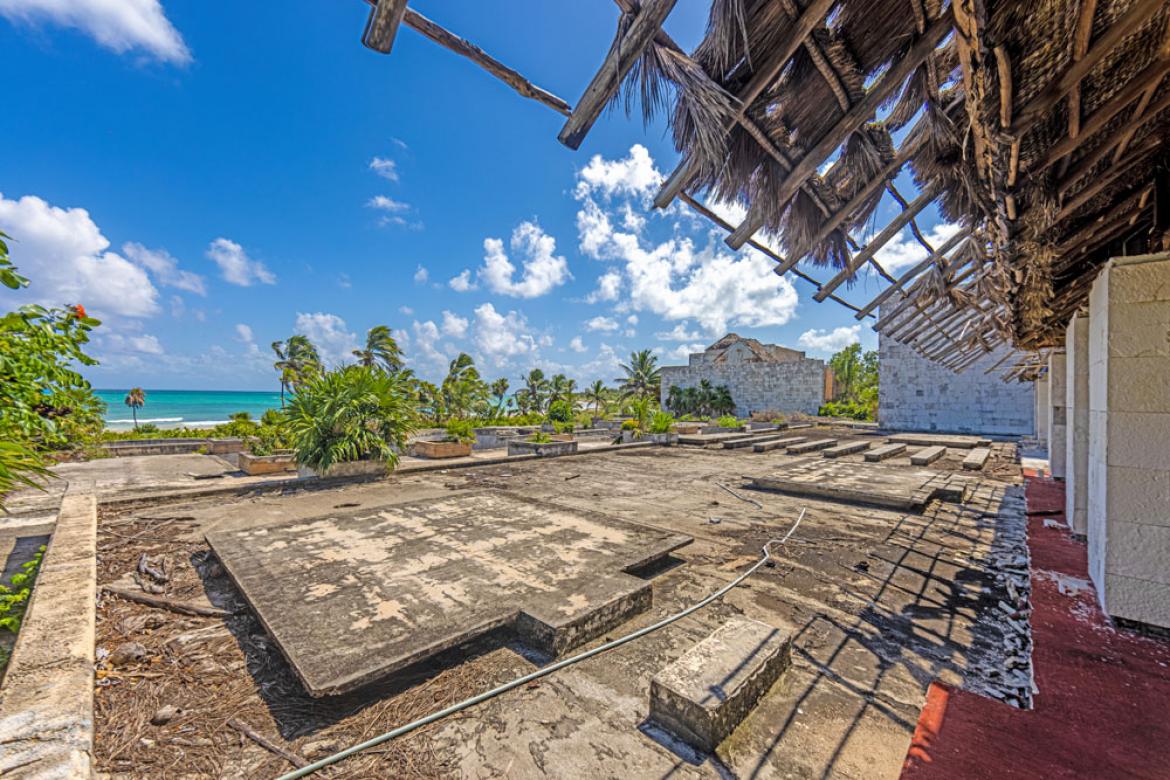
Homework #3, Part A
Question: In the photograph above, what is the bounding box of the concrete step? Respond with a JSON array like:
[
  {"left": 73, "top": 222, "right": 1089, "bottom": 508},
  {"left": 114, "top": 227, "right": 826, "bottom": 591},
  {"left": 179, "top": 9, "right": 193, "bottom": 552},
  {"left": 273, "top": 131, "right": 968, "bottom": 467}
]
[
  {"left": 649, "top": 617, "right": 792, "bottom": 753},
  {"left": 887, "top": 433, "right": 991, "bottom": 449},
  {"left": 786, "top": 438, "right": 837, "bottom": 454},
  {"left": 722, "top": 432, "right": 792, "bottom": 449},
  {"left": 865, "top": 443, "right": 907, "bottom": 462},
  {"left": 910, "top": 445, "right": 947, "bottom": 465},
  {"left": 752, "top": 436, "right": 808, "bottom": 453},
  {"left": 962, "top": 447, "right": 992, "bottom": 470},
  {"left": 822, "top": 441, "right": 870, "bottom": 458}
]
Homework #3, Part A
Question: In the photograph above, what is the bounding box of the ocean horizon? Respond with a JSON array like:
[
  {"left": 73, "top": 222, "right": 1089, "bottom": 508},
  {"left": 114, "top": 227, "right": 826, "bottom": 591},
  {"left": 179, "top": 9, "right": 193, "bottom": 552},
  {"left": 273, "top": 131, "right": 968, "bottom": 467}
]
[{"left": 97, "top": 388, "right": 284, "bottom": 430}]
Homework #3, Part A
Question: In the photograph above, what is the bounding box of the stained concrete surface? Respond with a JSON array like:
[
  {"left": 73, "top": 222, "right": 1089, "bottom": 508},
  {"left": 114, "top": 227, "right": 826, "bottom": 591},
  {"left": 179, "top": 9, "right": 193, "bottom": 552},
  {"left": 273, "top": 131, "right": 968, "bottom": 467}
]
[
  {"left": 744, "top": 458, "right": 970, "bottom": 510},
  {"left": 206, "top": 491, "right": 691, "bottom": 695}
]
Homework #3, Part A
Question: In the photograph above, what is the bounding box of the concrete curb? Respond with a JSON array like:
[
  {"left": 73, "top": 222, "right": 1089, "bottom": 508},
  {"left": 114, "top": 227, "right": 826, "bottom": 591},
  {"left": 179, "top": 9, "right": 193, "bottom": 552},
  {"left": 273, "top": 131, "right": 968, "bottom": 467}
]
[{"left": 0, "top": 483, "right": 97, "bottom": 778}]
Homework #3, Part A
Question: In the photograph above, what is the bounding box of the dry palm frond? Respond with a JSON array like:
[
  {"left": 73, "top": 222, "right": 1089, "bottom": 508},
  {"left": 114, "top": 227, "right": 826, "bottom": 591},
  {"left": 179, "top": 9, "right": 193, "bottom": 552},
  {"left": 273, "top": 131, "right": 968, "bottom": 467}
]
[{"left": 699, "top": 0, "right": 752, "bottom": 79}]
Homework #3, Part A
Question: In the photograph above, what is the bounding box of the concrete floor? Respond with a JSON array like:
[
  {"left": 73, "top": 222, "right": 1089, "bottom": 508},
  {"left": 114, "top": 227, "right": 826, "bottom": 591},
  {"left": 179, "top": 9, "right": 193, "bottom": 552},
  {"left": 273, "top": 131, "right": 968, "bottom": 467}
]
[{"left": 88, "top": 436, "right": 1029, "bottom": 778}]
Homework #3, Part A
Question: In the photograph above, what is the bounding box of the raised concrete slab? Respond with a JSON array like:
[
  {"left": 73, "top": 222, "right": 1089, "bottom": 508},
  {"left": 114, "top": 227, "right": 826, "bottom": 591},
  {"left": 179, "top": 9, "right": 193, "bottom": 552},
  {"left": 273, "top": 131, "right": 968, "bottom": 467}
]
[
  {"left": 721, "top": 432, "right": 792, "bottom": 449},
  {"left": 963, "top": 448, "right": 992, "bottom": 471},
  {"left": 910, "top": 445, "right": 947, "bottom": 465},
  {"left": 865, "top": 443, "right": 907, "bottom": 462},
  {"left": 744, "top": 460, "right": 970, "bottom": 510},
  {"left": 887, "top": 433, "right": 991, "bottom": 449},
  {"left": 751, "top": 436, "right": 808, "bottom": 453},
  {"left": 787, "top": 438, "right": 838, "bottom": 454},
  {"left": 206, "top": 491, "right": 692, "bottom": 696},
  {"left": 649, "top": 617, "right": 792, "bottom": 753},
  {"left": 822, "top": 441, "right": 871, "bottom": 458}
]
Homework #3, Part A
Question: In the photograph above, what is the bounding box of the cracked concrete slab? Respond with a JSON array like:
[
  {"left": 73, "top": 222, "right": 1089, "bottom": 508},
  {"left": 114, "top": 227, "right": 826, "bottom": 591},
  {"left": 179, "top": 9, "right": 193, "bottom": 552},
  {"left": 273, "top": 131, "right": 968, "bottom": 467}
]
[
  {"left": 206, "top": 491, "right": 691, "bottom": 696},
  {"left": 743, "top": 460, "right": 971, "bottom": 511}
]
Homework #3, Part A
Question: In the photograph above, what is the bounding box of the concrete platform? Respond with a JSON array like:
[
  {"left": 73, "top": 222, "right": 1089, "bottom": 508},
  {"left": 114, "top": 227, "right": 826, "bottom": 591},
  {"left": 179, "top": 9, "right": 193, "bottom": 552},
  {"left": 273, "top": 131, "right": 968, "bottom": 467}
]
[
  {"left": 822, "top": 441, "right": 871, "bottom": 458},
  {"left": 963, "top": 448, "right": 992, "bottom": 471},
  {"left": 910, "top": 445, "right": 947, "bottom": 465},
  {"left": 887, "top": 433, "right": 991, "bottom": 449},
  {"left": 649, "top": 617, "right": 792, "bottom": 753},
  {"left": 751, "top": 436, "right": 807, "bottom": 453},
  {"left": 744, "top": 460, "right": 971, "bottom": 510},
  {"left": 721, "top": 432, "right": 792, "bottom": 449},
  {"left": 205, "top": 491, "right": 692, "bottom": 696},
  {"left": 787, "top": 438, "right": 838, "bottom": 454},
  {"left": 866, "top": 443, "right": 908, "bottom": 462}
]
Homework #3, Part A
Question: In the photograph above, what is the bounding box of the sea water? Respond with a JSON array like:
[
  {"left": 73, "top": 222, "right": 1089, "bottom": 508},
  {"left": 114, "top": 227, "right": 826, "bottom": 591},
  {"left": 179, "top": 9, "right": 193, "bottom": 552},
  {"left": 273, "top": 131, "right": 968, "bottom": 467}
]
[{"left": 97, "top": 389, "right": 284, "bottom": 430}]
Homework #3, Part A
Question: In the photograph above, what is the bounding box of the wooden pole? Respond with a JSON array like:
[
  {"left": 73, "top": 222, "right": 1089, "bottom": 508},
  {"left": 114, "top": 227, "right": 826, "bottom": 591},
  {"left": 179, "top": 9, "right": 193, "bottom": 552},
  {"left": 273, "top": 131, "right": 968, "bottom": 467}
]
[
  {"left": 853, "top": 229, "right": 972, "bottom": 319},
  {"left": 362, "top": 0, "right": 409, "bottom": 53}
]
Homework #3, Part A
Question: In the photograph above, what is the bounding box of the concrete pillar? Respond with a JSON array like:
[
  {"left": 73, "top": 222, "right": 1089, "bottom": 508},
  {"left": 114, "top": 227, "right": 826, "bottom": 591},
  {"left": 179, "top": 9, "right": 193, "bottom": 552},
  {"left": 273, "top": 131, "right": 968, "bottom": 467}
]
[
  {"left": 1065, "top": 313, "right": 1091, "bottom": 538},
  {"left": 1087, "top": 252, "right": 1170, "bottom": 630},
  {"left": 1034, "top": 376, "right": 1049, "bottom": 446},
  {"left": 1048, "top": 351, "right": 1068, "bottom": 479}
]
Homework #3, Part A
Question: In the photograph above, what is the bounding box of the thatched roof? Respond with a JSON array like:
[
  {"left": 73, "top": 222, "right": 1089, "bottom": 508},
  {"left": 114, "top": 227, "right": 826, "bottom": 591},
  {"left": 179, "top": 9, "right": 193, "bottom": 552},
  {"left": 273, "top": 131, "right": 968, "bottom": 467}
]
[{"left": 357, "top": 0, "right": 1170, "bottom": 379}]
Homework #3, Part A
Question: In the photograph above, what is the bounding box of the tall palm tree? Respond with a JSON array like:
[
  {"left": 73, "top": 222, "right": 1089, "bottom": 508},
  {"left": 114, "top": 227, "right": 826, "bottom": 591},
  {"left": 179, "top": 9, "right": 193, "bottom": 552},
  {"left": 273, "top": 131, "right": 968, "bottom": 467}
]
[
  {"left": 271, "top": 341, "right": 290, "bottom": 407},
  {"left": 124, "top": 387, "right": 146, "bottom": 430},
  {"left": 665, "top": 384, "right": 682, "bottom": 413},
  {"left": 273, "top": 335, "right": 322, "bottom": 402},
  {"left": 490, "top": 378, "right": 510, "bottom": 417},
  {"left": 548, "top": 374, "right": 570, "bottom": 406},
  {"left": 697, "top": 378, "right": 715, "bottom": 416},
  {"left": 585, "top": 380, "right": 607, "bottom": 416},
  {"left": 352, "top": 325, "right": 403, "bottom": 372},
  {"left": 618, "top": 349, "right": 661, "bottom": 401},
  {"left": 712, "top": 385, "right": 735, "bottom": 416},
  {"left": 523, "top": 368, "right": 549, "bottom": 413}
]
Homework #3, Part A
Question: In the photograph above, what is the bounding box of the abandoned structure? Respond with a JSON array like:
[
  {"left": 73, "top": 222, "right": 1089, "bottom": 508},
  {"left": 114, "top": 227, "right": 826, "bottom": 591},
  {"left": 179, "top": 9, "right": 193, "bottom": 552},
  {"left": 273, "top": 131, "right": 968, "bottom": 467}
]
[{"left": 659, "top": 333, "right": 828, "bottom": 415}]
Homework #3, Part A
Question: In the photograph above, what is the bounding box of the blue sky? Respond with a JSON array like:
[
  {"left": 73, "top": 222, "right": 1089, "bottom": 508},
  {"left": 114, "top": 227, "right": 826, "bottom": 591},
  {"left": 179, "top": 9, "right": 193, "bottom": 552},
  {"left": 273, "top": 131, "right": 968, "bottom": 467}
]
[{"left": 0, "top": 1, "right": 953, "bottom": 392}]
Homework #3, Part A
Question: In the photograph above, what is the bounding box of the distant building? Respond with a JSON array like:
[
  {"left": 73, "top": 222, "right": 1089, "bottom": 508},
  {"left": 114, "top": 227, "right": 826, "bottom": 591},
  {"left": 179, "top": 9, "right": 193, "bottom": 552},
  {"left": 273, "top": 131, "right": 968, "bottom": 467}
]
[{"left": 659, "top": 333, "right": 829, "bottom": 416}]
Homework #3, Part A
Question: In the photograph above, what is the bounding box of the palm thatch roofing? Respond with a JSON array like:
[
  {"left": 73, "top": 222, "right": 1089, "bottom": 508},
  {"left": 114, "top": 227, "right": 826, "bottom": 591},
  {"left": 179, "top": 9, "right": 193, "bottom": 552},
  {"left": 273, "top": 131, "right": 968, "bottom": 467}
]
[{"left": 358, "top": 0, "right": 1170, "bottom": 380}]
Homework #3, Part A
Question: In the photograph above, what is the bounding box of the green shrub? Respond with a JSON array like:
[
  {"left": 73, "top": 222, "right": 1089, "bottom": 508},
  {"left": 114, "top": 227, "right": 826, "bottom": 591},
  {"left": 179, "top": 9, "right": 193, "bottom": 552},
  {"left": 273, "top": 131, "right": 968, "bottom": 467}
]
[
  {"left": 552, "top": 420, "right": 574, "bottom": 434},
  {"left": 0, "top": 545, "right": 45, "bottom": 670},
  {"left": 620, "top": 419, "right": 639, "bottom": 431},
  {"left": 818, "top": 399, "right": 875, "bottom": 421},
  {"left": 648, "top": 411, "right": 674, "bottom": 434},
  {"left": 444, "top": 419, "right": 477, "bottom": 444},
  {"left": 716, "top": 415, "right": 740, "bottom": 428},
  {"left": 138, "top": 422, "right": 159, "bottom": 433},
  {"left": 527, "top": 431, "right": 553, "bottom": 444},
  {"left": 547, "top": 399, "right": 572, "bottom": 424}
]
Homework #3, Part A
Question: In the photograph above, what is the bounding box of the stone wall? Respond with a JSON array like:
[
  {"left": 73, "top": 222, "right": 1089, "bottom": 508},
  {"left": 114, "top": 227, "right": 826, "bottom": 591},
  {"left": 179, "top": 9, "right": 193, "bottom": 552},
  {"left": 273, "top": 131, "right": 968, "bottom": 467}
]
[
  {"left": 878, "top": 333, "right": 1035, "bottom": 435},
  {"left": 660, "top": 360, "right": 825, "bottom": 416}
]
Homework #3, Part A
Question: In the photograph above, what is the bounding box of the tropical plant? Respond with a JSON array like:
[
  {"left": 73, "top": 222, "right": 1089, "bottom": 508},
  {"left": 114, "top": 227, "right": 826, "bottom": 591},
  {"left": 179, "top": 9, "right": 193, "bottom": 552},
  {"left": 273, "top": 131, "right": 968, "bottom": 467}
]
[
  {"left": 527, "top": 431, "right": 553, "bottom": 444},
  {"left": 618, "top": 349, "right": 661, "bottom": 401},
  {"left": 124, "top": 387, "right": 146, "bottom": 430},
  {"left": 648, "top": 410, "right": 674, "bottom": 434},
  {"left": 352, "top": 325, "right": 403, "bottom": 372},
  {"left": 716, "top": 415, "right": 740, "bottom": 428},
  {"left": 272, "top": 335, "right": 323, "bottom": 403},
  {"left": 489, "top": 378, "right": 511, "bottom": 417},
  {"left": 628, "top": 397, "right": 653, "bottom": 433},
  {"left": 440, "top": 353, "right": 489, "bottom": 421},
  {"left": 585, "top": 380, "right": 608, "bottom": 416},
  {"left": 523, "top": 369, "right": 550, "bottom": 413},
  {"left": 444, "top": 419, "right": 477, "bottom": 444},
  {"left": 285, "top": 365, "right": 419, "bottom": 472},
  {"left": 827, "top": 343, "right": 879, "bottom": 420},
  {"left": 711, "top": 385, "right": 735, "bottom": 416},
  {"left": 0, "top": 545, "right": 45, "bottom": 670},
  {"left": 547, "top": 399, "right": 572, "bottom": 424}
]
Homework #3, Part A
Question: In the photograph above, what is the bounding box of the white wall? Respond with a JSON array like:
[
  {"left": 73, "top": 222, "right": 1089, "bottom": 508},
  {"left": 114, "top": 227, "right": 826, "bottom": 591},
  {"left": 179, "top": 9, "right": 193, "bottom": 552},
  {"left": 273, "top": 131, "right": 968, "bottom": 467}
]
[{"left": 1065, "top": 314, "right": 1090, "bottom": 537}]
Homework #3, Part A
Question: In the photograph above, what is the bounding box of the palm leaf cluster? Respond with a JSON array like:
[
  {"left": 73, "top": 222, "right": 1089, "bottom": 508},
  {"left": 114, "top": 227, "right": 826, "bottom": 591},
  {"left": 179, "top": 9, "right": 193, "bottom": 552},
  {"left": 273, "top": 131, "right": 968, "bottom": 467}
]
[{"left": 664, "top": 380, "right": 735, "bottom": 417}]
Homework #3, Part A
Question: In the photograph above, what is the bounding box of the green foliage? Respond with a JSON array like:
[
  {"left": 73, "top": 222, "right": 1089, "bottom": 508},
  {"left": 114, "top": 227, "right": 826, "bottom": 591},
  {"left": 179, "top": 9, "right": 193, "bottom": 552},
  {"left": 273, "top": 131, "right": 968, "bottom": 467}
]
[
  {"left": 0, "top": 545, "right": 45, "bottom": 662},
  {"left": 352, "top": 325, "right": 404, "bottom": 372},
  {"left": 552, "top": 420, "right": 575, "bottom": 434},
  {"left": 716, "top": 415, "right": 740, "bottom": 428},
  {"left": 665, "top": 382, "right": 735, "bottom": 417},
  {"left": 429, "top": 353, "right": 490, "bottom": 423},
  {"left": 249, "top": 417, "right": 291, "bottom": 456},
  {"left": 827, "top": 343, "right": 878, "bottom": 420},
  {"left": 286, "top": 365, "right": 419, "bottom": 471},
  {"left": 137, "top": 423, "right": 159, "bottom": 434},
  {"left": 627, "top": 397, "right": 653, "bottom": 433},
  {"left": 272, "top": 334, "right": 322, "bottom": 404},
  {"left": 0, "top": 442, "right": 50, "bottom": 498},
  {"left": 818, "top": 399, "right": 874, "bottom": 420},
  {"left": 527, "top": 431, "right": 553, "bottom": 444},
  {"left": 546, "top": 399, "right": 572, "bottom": 424},
  {"left": 618, "top": 349, "right": 661, "bottom": 401},
  {"left": 444, "top": 419, "right": 477, "bottom": 444},
  {"left": 620, "top": 419, "right": 639, "bottom": 431},
  {"left": 648, "top": 410, "right": 674, "bottom": 434}
]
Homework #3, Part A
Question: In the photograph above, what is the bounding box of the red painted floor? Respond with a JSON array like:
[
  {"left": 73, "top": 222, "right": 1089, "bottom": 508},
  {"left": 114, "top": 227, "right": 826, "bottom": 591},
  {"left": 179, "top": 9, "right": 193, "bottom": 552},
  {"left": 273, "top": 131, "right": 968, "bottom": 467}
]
[{"left": 901, "top": 474, "right": 1170, "bottom": 779}]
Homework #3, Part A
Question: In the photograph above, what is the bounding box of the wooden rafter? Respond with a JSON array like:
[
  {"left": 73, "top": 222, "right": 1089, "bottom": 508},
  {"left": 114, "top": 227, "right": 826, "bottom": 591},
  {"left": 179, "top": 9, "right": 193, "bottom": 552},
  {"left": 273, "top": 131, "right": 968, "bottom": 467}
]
[
  {"left": 853, "top": 229, "right": 973, "bottom": 319},
  {"left": 1056, "top": 135, "right": 1162, "bottom": 221},
  {"left": 362, "top": 0, "right": 409, "bottom": 53},
  {"left": 1065, "top": 0, "right": 1100, "bottom": 140}
]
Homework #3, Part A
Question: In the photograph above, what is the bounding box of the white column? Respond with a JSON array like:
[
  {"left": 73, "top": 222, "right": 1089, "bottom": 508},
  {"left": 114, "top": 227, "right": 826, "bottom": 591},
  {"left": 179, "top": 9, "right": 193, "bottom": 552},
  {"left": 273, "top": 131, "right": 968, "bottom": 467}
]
[
  {"left": 1087, "top": 252, "right": 1170, "bottom": 629},
  {"left": 1065, "top": 313, "right": 1090, "bottom": 537},
  {"left": 1048, "top": 351, "right": 1068, "bottom": 479},
  {"left": 1034, "top": 376, "right": 1049, "bottom": 446}
]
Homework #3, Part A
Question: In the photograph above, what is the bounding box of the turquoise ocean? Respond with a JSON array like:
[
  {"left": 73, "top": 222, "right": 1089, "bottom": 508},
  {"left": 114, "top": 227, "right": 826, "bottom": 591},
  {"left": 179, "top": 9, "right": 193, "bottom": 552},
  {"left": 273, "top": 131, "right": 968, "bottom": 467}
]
[{"left": 97, "top": 389, "right": 284, "bottom": 430}]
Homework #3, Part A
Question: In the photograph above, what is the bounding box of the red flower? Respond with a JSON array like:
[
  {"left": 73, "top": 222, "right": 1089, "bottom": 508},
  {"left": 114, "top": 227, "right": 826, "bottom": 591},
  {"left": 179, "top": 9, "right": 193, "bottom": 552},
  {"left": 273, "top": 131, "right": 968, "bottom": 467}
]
[{"left": 70, "top": 304, "right": 87, "bottom": 318}]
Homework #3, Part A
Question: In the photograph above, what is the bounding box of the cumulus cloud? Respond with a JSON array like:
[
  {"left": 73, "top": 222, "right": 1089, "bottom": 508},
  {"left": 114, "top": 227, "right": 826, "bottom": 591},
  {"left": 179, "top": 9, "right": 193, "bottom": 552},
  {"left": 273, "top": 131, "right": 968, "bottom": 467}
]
[
  {"left": 369, "top": 157, "right": 398, "bottom": 181},
  {"left": 870, "top": 221, "right": 964, "bottom": 273},
  {"left": 206, "top": 238, "right": 275, "bottom": 287},
  {"left": 122, "top": 242, "right": 205, "bottom": 295},
  {"left": 478, "top": 222, "right": 570, "bottom": 298},
  {"left": 399, "top": 305, "right": 414, "bottom": 316},
  {"left": 569, "top": 336, "right": 587, "bottom": 353},
  {"left": 234, "top": 323, "right": 254, "bottom": 343},
  {"left": 576, "top": 199, "right": 613, "bottom": 259},
  {"left": 366, "top": 195, "right": 409, "bottom": 212},
  {"left": 293, "top": 312, "right": 358, "bottom": 367},
  {"left": 0, "top": 192, "right": 159, "bottom": 317},
  {"left": 586, "top": 270, "right": 622, "bottom": 303},
  {"left": 472, "top": 303, "right": 538, "bottom": 366},
  {"left": 440, "top": 309, "right": 468, "bottom": 338},
  {"left": 413, "top": 265, "right": 428, "bottom": 284},
  {"left": 0, "top": 0, "right": 191, "bottom": 64},
  {"left": 574, "top": 144, "right": 662, "bottom": 201},
  {"left": 655, "top": 322, "right": 703, "bottom": 342},
  {"left": 410, "top": 319, "right": 448, "bottom": 370},
  {"left": 798, "top": 325, "right": 861, "bottom": 353},
  {"left": 448, "top": 268, "right": 475, "bottom": 292},
  {"left": 585, "top": 315, "right": 618, "bottom": 332},
  {"left": 664, "top": 342, "right": 705, "bottom": 361}
]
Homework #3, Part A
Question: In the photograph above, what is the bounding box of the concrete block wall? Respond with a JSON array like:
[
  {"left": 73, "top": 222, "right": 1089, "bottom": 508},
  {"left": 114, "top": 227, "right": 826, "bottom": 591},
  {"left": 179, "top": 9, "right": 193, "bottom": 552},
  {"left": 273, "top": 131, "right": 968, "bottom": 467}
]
[
  {"left": 1087, "top": 252, "right": 1170, "bottom": 629},
  {"left": 1034, "top": 375, "right": 1049, "bottom": 444},
  {"left": 877, "top": 332, "right": 1035, "bottom": 435},
  {"left": 660, "top": 360, "right": 825, "bottom": 416},
  {"left": 1065, "top": 314, "right": 1090, "bottom": 536},
  {"left": 1048, "top": 351, "right": 1068, "bottom": 479}
]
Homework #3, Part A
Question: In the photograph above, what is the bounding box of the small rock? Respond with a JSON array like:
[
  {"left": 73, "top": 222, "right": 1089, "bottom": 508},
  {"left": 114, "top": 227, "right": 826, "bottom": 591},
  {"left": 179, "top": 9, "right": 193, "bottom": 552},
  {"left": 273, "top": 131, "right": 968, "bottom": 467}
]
[
  {"left": 109, "top": 641, "right": 148, "bottom": 667},
  {"left": 707, "top": 516, "right": 722, "bottom": 525},
  {"left": 151, "top": 704, "right": 181, "bottom": 725}
]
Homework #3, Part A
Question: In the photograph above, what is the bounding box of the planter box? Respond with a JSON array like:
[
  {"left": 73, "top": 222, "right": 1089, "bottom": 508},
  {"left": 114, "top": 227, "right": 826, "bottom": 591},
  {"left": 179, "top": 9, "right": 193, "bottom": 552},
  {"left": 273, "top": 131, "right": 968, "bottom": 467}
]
[
  {"left": 700, "top": 425, "right": 740, "bottom": 435},
  {"left": 297, "top": 460, "right": 388, "bottom": 479},
  {"left": 646, "top": 432, "right": 679, "bottom": 445},
  {"left": 672, "top": 424, "right": 701, "bottom": 435},
  {"left": 507, "top": 439, "right": 578, "bottom": 457},
  {"left": 238, "top": 452, "right": 296, "bottom": 476},
  {"left": 413, "top": 439, "right": 473, "bottom": 459}
]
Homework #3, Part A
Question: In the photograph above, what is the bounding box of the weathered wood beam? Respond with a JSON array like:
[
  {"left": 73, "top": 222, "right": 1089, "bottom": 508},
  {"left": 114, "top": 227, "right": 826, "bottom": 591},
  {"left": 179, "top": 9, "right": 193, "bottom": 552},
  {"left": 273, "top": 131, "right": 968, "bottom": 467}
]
[
  {"left": 775, "top": 0, "right": 851, "bottom": 111},
  {"left": 1056, "top": 93, "right": 1170, "bottom": 198},
  {"left": 653, "top": 0, "right": 840, "bottom": 208},
  {"left": 1007, "top": 0, "right": 1165, "bottom": 136},
  {"left": 813, "top": 182, "right": 943, "bottom": 301},
  {"left": 1112, "top": 81, "right": 1161, "bottom": 164},
  {"left": 1066, "top": 0, "right": 1100, "bottom": 139},
  {"left": 1056, "top": 135, "right": 1162, "bottom": 221},
  {"left": 725, "top": 13, "right": 953, "bottom": 249},
  {"left": 362, "top": 0, "right": 409, "bottom": 53},
  {"left": 853, "top": 229, "right": 973, "bottom": 319},
  {"left": 558, "top": 0, "right": 679, "bottom": 149},
  {"left": 952, "top": 0, "right": 991, "bottom": 179}
]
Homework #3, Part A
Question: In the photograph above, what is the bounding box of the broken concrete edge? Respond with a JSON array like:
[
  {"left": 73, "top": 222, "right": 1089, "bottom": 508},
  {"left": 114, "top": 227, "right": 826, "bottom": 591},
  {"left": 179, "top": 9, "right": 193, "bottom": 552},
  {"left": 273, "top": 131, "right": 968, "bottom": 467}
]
[
  {"left": 742, "top": 474, "right": 919, "bottom": 511},
  {"left": 0, "top": 482, "right": 97, "bottom": 778}
]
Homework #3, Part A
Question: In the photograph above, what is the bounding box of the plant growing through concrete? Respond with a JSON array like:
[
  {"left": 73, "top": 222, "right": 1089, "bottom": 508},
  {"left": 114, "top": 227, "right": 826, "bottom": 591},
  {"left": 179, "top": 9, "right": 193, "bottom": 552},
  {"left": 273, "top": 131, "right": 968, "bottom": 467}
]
[
  {"left": 0, "top": 545, "right": 45, "bottom": 671},
  {"left": 444, "top": 419, "right": 477, "bottom": 444},
  {"left": 716, "top": 415, "right": 740, "bottom": 428},
  {"left": 527, "top": 431, "right": 553, "bottom": 444},
  {"left": 648, "top": 411, "right": 674, "bottom": 434}
]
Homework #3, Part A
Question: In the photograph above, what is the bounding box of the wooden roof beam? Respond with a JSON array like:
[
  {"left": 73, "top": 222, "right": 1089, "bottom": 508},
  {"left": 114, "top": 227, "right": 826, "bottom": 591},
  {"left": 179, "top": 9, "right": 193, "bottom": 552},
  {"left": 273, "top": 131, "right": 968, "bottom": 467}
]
[
  {"left": 1056, "top": 135, "right": 1162, "bottom": 221},
  {"left": 1065, "top": 0, "right": 1100, "bottom": 140},
  {"left": 558, "top": 0, "right": 679, "bottom": 149},
  {"left": 725, "top": 12, "right": 954, "bottom": 250},
  {"left": 362, "top": 0, "right": 409, "bottom": 53},
  {"left": 1008, "top": 0, "right": 1166, "bottom": 136},
  {"left": 853, "top": 229, "right": 973, "bottom": 319}
]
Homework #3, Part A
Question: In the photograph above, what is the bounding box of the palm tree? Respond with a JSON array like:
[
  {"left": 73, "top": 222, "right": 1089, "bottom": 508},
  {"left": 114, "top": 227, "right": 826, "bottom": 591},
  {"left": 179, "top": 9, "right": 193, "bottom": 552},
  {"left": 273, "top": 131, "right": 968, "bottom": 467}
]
[
  {"left": 523, "top": 368, "right": 549, "bottom": 413},
  {"left": 490, "top": 378, "right": 510, "bottom": 417},
  {"left": 585, "top": 380, "right": 608, "bottom": 416},
  {"left": 712, "top": 385, "right": 735, "bottom": 416},
  {"left": 665, "top": 384, "right": 682, "bottom": 413},
  {"left": 124, "top": 387, "right": 145, "bottom": 430},
  {"left": 441, "top": 353, "right": 488, "bottom": 420},
  {"left": 273, "top": 335, "right": 322, "bottom": 402},
  {"left": 271, "top": 341, "right": 290, "bottom": 407},
  {"left": 618, "top": 349, "right": 661, "bottom": 401},
  {"left": 512, "top": 388, "right": 533, "bottom": 415},
  {"left": 697, "top": 379, "right": 715, "bottom": 416},
  {"left": 352, "top": 325, "right": 403, "bottom": 372}
]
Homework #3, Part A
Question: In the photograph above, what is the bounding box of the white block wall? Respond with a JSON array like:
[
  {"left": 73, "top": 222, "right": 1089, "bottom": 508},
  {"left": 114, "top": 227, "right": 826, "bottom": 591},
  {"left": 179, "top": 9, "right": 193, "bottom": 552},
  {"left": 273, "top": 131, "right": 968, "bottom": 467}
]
[
  {"left": 1065, "top": 314, "right": 1090, "bottom": 536},
  {"left": 1034, "top": 376, "right": 1049, "bottom": 444},
  {"left": 1087, "top": 252, "right": 1170, "bottom": 629},
  {"left": 1048, "top": 351, "right": 1068, "bottom": 479}
]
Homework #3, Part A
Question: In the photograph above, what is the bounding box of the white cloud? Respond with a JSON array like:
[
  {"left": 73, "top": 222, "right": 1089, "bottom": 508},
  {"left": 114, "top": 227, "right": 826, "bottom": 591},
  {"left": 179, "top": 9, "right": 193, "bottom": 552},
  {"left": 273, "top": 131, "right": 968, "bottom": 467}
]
[
  {"left": 576, "top": 198, "right": 613, "bottom": 259},
  {"left": 586, "top": 270, "right": 622, "bottom": 303},
  {"left": 366, "top": 195, "right": 410, "bottom": 212},
  {"left": 479, "top": 222, "right": 570, "bottom": 298},
  {"left": 0, "top": 0, "right": 191, "bottom": 64},
  {"left": 411, "top": 319, "right": 448, "bottom": 370},
  {"left": 293, "top": 312, "right": 359, "bottom": 368},
  {"left": 869, "top": 221, "right": 964, "bottom": 273},
  {"left": 399, "top": 305, "right": 414, "bottom": 316},
  {"left": 413, "top": 265, "right": 428, "bottom": 284},
  {"left": 569, "top": 336, "right": 587, "bottom": 353},
  {"left": 798, "top": 325, "right": 861, "bottom": 354},
  {"left": 0, "top": 192, "right": 159, "bottom": 317},
  {"left": 574, "top": 144, "right": 662, "bottom": 201},
  {"left": 472, "top": 303, "right": 538, "bottom": 366},
  {"left": 122, "top": 242, "right": 206, "bottom": 295},
  {"left": 621, "top": 203, "right": 646, "bottom": 233},
  {"left": 656, "top": 322, "right": 702, "bottom": 341},
  {"left": 440, "top": 309, "right": 468, "bottom": 338},
  {"left": 128, "top": 334, "right": 163, "bottom": 354},
  {"left": 448, "top": 268, "right": 475, "bottom": 292},
  {"left": 206, "top": 238, "right": 276, "bottom": 287},
  {"left": 665, "top": 342, "right": 705, "bottom": 361},
  {"left": 626, "top": 314, "right": 638, "bottom": 325},
  {"left": 585, "top": 315, "right": 618, "bottom": 332},
  {"left": 369, "top": 157, "right": 398, "bottom": 181},
  {"left": 234, "top": 323, "right": 254, "bottom": 343}
]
